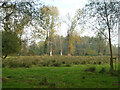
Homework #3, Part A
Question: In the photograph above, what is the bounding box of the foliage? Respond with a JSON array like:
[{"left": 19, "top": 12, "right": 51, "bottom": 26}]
[
  {"left": 2, "top": 56, "right": 119, "bottom": 68},
  {"left": 84, "top": 67, "right": 96, "bottom": 72},
  {"left": 99, "top": 68, "right": 106, "bottom": 74},
  {"left": 34, "top": 5, "right": 59, "bottom": 56},
  {"left": 0, "top": 31, "right": 2, "bottom": 57},
  {"left": 0, "top": 1, "right": 36, "bottom": 37},
  {"left": 2, "top": 31, "right": 21, "bottom": 58},
  {"left": 19, "top": 35, "right": 118, "bottom": 56},
  {"left": 0, "top": 1, "right": 42, "bottom": 57},
  {"left": 82, "top": 0, "right": 119, "bottom": 70},
  {"left": 64, "top": 9, "right": 82, "bottom": 56}
]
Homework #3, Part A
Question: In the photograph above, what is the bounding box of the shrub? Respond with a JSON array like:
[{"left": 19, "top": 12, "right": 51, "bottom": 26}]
[
  {"left": 41, "top": 60, "right": 51, "bottom": 67},
  {"left": 8, "top": 60, "right": 20, "bottom": 68},
  {"left": 2, "top": 60, "right": 8, "bottom": 67},
  {"left": 62, "top": 61, "right": 65, "bottom": 64},
  {"left": 73, "top": 61, "right": 80, "bottom": 65},
  {"left": 65, "top": 64, "right": 71, "bottom": 67},
  {"left": 52, "top": 62, "right": 61, "bottom": 67},
  {"left": 32, "top": 59, "right": 38, "bottom": 65},
  {"left": 84, "top": 67, "right": 96, "bottom": 72},
  {"left": 42, "top": 62, "right": 49, "bottom": 67},
  {"left": 99, "top": 68, "right": 106, "bottom": 74},
  {"left": 88, "top": 62, "right": 90, "bottom": 64},
  {"left": 52, "top": 59, "right": 56, "bottom": 63},
  {"left": 2, "top": 31, "right": 21, "bottom": 59},
  {"left": 81, "top": 61, "right": 86, "bottom": 64},
  {"left": 98, "top": 61, "right": 102, "bottom": 65},
  {"left": 2, "top": 56, "right": 112, "bottom": 68}
]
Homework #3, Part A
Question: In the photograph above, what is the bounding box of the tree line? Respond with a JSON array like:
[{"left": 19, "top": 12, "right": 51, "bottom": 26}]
[{"left": 20, "top": 34, "right": 118, "bottom": 56}]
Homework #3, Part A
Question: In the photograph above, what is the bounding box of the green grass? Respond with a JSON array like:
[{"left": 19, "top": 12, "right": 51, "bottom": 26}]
[{"left": 2, "top": 64, "right": 119, "bottom": 88}]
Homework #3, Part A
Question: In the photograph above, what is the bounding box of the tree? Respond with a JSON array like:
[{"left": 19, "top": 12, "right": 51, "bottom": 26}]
[
  {"left": 64, "top": 9, "right": 82, "bottom": 56},
  {"left": 38, "top": 41, "right": 44, "bottom": 55},
  {"left": 93, "top": 32, "right": 107, "bottom": 55},
  {"left": 83, "top": 0, "right": 120, "bottom": 71},
  {"left": 2, "top": 31, "right": 21, "bottom": 59},
  {"left": 29, "top": 41, "right": 39, "bottom": 55},
  {"left": 0, "top": 1, "right": 35, "bottom": 34},
  {"left": 0, "top": 31, "right": 2, "bottom": 58},
  {"left": 72, "top": 31, "right": 82, "bottom": 55},
  {"left": 0, "top": 1, "right": 42, "bottom": 57},
  {"left": 38, "top": 5, "right": 59, "bottom": 56},
  {"left": 51, "top": 34, "right": 62, "bottom": 55}
]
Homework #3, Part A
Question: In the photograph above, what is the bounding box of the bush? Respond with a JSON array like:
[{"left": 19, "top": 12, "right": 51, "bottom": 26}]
[
  {"left": 73, "top": 61, "right": 80, "bottom": 65},
  {"left": 98, "top": 61, "right": 102, "bottom": 65},
  {"left": 42, "top": 62, "right": 49, "bottom": 67},
  {"left": 81, "top": 61, "right": 86, "bottom": 64},
  {"left": 99, "top": 68, "right": 106, "bottom": 74},
  {"left": 2, "top": 31, "right": 21, "bottom": 59},
  {"left": 32, "top": 59, "right": 39, "bottom": 65},
  {"left": 52, "top": 59, "right": 56, "bottom": 63},
  {"left": 8, "top": 60, "right": 20, "bottom": 68},
  {"left": 52, "top": 62, "right": 61, "bottom": 67},
  {"left": 62, "top": 61, "right": 65, "bottom": 64},
  {"left": 84, "top": 67, "right": 96, "bottom": 72},
  {"left": 65, "top": 64, "right": 71, "bottom": 67},
  {"left": 2, "top": 56, "right": 112, "bottom": 68},
  {"left": 88, "top": 62, "right": 90, "bottom": 64}
]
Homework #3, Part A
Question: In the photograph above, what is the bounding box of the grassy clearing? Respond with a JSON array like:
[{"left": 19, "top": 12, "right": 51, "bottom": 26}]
[
  {"left": 2, "top": 56, "right": 119, "bottom": 88},
  {"left": 2, "top": 64, "right": 119, "bottom": 88}
]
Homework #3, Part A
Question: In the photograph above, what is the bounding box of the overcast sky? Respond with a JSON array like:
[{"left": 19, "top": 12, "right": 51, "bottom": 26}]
[
  {"left": 41, "top": 0, "right": 93, "bottom": 37},
  {"left": 42, "top": 0, "right": 88, "bottom": 16}
]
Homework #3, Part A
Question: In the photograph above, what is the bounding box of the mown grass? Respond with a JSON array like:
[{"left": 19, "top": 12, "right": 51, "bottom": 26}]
[{"left": 2, "top": 56, "right": 120, "bottom": 88}]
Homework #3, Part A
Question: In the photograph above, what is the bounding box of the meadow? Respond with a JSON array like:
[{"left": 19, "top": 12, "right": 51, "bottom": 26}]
[{"left": 2, "top": 56, "right": 120, "bottom": 88}]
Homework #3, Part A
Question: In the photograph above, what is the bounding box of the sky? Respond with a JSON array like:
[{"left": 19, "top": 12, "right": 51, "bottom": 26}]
[
  {"left": 42, "top": 0, "right": 88, "bottom": 16},
  {"left": 41, "top": 0, "right": 91, "bottom": 37}
]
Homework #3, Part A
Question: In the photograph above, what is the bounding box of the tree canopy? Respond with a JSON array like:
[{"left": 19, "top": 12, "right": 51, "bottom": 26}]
[{"left": 2, "top": 31, "right": 21, "bottom": 59}]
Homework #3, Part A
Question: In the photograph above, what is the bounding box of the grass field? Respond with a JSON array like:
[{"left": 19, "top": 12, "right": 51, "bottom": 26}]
[{"left": 2, "top": 56, "right": 120, "bottom": 88}]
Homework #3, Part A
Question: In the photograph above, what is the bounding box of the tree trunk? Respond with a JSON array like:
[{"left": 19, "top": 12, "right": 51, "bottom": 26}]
[
  {"left": 21, "top": 43, "right": 23, "bottom": 56},
  {"left": 68, "top": 53, "right": 71, "bottom": 56},
  {"left": 60, "top": 51, "right": 62, "bottom": 56},
  {"left": 44, "top": 32, "right": 49, "bottom": 55},
  {"left": 118, "top": 19, "right": 120, "bottom": 72},
  {"left": 67, "top": 35, "right": 71, "bottom": 56},
  {"left": 109, "top": 37, "right": 113, "bottom": 71},
  {"left": 50, "top": 37, "right": 52, "bottom": 56},
  {"left": 68, "top": 46, "right": 71, "bottom": 56},
  {"left": 60, "top": 36, "right": 62, "bottom": 56},
  {"left": 104, "top": 2, "right": 113, "bottom": 71}
]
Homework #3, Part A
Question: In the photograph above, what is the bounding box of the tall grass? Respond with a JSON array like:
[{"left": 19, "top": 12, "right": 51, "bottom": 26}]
[{"left": 2, "top": 56, "right": 118, "bottom": 68}]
